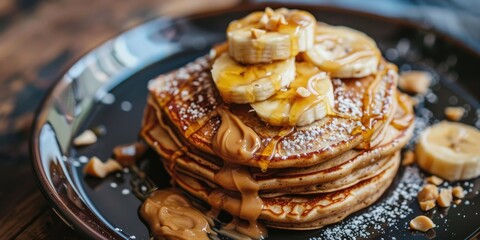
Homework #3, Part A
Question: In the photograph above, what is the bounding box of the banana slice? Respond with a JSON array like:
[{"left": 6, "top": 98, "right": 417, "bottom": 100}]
[
  {"left": 211, "top": 52, "right": 295, "bottom": 104},
  {"left": 227, "top": 7, "right": 316, "bottom": 64},
  {"left": 416, "top": 121, "right": 480, "bottom": 181},
  {"left": 250, "top": 62, "right": 334, "bottom": 126},
  {"left": 305, "top": 24, "right": 381, "bottom": 78}
]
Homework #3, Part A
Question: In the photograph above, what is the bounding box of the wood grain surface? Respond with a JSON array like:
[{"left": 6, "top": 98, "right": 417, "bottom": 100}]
[{"left": 0, "top": 0, "right": 237, "bottom": 239}]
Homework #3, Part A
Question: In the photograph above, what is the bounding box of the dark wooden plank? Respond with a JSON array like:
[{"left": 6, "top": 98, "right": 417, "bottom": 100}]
[
  {"left": 0, "top": 189, "right": 48, "bottom": 239},
  {"left": 0, "top": 164, "right": 39, "bottom": 218},
  {"left": 15, "top": 209, "right": 82, "bottom": 240}
]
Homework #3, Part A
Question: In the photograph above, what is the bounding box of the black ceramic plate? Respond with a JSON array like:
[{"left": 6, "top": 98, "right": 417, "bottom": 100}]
[{"left": 31, "top": 3, "right": 480, "bottom": 240}]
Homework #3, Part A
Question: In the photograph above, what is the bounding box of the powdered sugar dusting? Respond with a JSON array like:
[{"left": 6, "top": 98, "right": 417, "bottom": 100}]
[
  {"left": 311, "top": 166, "right": 423, "bottom": 240},
  {"left": 280, "top": 118, "right": 360, "bottom": 155},
  {"left": 333, "top": 78, "right": 363, "bottom": 118}
]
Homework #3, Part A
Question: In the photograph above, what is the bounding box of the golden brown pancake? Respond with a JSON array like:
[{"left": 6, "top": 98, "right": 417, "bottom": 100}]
[
  {"left": 140, "top": 30, "right": 415, "bottom": 234},
  {"left": 145, "top": 55, "right": 398, "bottom": 169},
  {"left": 165, "top": 152, "right": 400, "bottom": 230},
  {"left": 141, "top": 93, "right": 413, "bottom": 193}
]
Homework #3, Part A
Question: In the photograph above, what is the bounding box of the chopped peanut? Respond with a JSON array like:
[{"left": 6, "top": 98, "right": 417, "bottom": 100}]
[
  {"left": 452, "top": 186, "right": 465, "bottom": 199},
  {"left": 73, "top": 129, "right": 97, "bottom": 147},
  {"left": 409, "top": 215, "right": 436, "bottom": 232},
  {"left": 418, "top": 184, "right": 439, "bottom": 202},
  {"left": 265, "top": 15, "right": 287, "bottom": 31},
  {"left": 398, "top": 71, "right": 432, "bottom": 94},
  {"left": 113, "top": 143, "right": 147, "bottom": 167},
  {"left": 296, "top": 87, "right": 311, "bottom": 98},
  {"left": 265, "top": 7, "right": 275, "bottom": 16},
  {"left": 426, "top": 175, "right": 444, "bottom": 185},
  {"left": 454, "top": 199, "right": 462, "bottom": 205},
  {"left": 83, "top": 157, "right": 122, "bottom": 178},
  {"left": 401, "top": 150, "right": 415, "bottom": 166},
  {"left": 251, "top": 28, "right": 266, "bottom": 39},
  {"left": 437, "top": 188, "right": 453, "bottom": 207},
  {"left": 419, "top": 200, "right": 436, "bottom": 211},
  {"left": 444, "top": 106, "right": 465, "bottom": 121},
  {"left": 407, "top": 95, "right": 419, "bottom": 106}
]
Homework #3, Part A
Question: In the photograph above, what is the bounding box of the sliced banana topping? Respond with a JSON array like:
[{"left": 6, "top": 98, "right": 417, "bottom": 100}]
[
  {"left": 305, "top": 25, "right": 381, "bottom": 78},
  {"left": 251, "top": 62, "right": 334, "bottom": 126},
  {"left": 211, "top": 52, "right": 295, "bottom": 104},
  {"left": 416, "top": 121, "right": 480, "bottom": 181},
  {"left": 227, "top": 7, "right": 316, "bottom": 64}
]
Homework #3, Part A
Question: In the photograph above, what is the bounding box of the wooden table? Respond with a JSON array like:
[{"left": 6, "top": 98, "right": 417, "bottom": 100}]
[{"left": 0, "top": 0, "right": 237, "bottom": 239}]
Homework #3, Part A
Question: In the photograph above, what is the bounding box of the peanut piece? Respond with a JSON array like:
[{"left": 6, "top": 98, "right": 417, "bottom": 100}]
[
  {"left": 83, "top": 157, "right": 122, "bottom": 178},
  {"left": 437, "top": 188, "right": 453, "bottom": 207},
  {"left": 454, "top": 199, "right": 462, "bottom": 205},
  {"left": 407, "top": 96, "right": 419, "bottom": 106},
  {"left": 418, "top": 184, "right": 439, "bottom": 202},
  {"left": 265, "top": 7, "right": 275, "bottom": 17},
  {"left": 73, "top": 129, "right": 97, "bottom": 146},
  {"left": 419, "top": 200, "right": 436, "bottom": 211},
  {"left": 409, "top": 215, "right": 436, "bottom": 232},
  {"left": 296, "top": 87, "right": 311, "bottom": 98},
  {"left": 452, "top": 186, "right": 465, "bottom": 199},
  {"left": 426, "top": 175, "right": 443, "bottom": 185},
  {"left": 444, "top": 106, "right": 465, "bottom": 121},
  {"left": 251, "top": 28, "right": 266, "bottom": 39},
  {"left": 398, "top": 71, "right": 432, "bottom": 94},
  {"left": 401, "top": 150, "right": 415, "bottom": 166}
]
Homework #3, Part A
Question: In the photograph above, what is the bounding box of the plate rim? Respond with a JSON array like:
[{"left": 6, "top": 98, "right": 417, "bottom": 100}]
[{"left": 29, "top": 2, "right": 480, "bottom": 240}]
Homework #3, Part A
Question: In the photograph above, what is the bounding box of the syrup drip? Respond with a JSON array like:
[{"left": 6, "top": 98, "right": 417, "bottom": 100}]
[
  {"left": 391, "top": 93, "right": 414, "bottom": 130},
  {"left": 259, "top": 127, "right": 294, "bottom": 171},
  {"left": 351, "top": 67, "right": 390, "bottom": 146}
]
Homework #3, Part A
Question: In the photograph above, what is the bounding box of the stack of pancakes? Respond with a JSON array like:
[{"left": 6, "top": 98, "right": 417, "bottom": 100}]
[{"left": 141, "top": 50, "right": 414, "bottom": 232}]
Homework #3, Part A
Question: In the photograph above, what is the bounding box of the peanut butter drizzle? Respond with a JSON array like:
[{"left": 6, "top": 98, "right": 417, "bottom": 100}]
[
  {"left": 208, "top": 163, "right": 266, "bottom": 239},
  {"left": 140, "top": 188, "right": 214, "bottom": 240},
  {"left": 210, "top": 108, "right": 266, "bottom": 239},
  {"left": 212, "top": 107, "right": 261, "bottom": 165}
]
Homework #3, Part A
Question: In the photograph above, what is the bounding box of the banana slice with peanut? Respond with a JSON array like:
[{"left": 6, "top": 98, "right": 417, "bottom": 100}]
[
  {"left": 227, "top": 7, "right": 316, "bottom": 64},
  {"left": 416, "top": 121, "right": 480, "bottom": 181},
  {"left": 211, "top": 52, "right": 295, "bottom": 104},
  {"left": 305, "top": 25, "right": 381, "bottom": 78},
  {"left": 250, "top": 62, "right": 334, "bottom": 126}
]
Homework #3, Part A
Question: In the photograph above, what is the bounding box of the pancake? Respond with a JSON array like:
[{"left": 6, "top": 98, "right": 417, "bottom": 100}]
[
  {"left": 166, "top": 152, "right": 400, "bottom": 230},
  {"left": 146, "top": 55, "right": 398, "bottom": 169},
  {"left": 139, "top": 14, "right": 416, "bottom": 237},
  {"left": 141, "top": 93, "right": 413, "bottom": 193}
]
